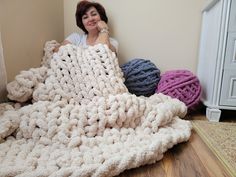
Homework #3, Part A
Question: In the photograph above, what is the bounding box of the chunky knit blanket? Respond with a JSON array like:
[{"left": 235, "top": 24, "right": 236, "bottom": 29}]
[{"left": 0, "top": 41, "right": 192, "bottom": 177}]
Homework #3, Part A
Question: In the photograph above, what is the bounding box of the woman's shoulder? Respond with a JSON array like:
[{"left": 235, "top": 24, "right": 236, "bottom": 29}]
[
  {"left": 66, "top": 32, "right": 85, "bottom": 45},
  {"left": 109, "top": 37, "right": 118, "bottom": 44},
  {"left": 66, "top": 32, "right": 84, "bottom": 39},
  {"left": 109, "top": 37, "right": 119, "bottom": 52}
]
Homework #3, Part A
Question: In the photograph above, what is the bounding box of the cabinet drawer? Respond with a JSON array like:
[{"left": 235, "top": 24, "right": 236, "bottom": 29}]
[
  {"left": 228, "top": 0, "right": 236, "bottom": 32},
  {"left": 220, "top": 69, "right": 236, "bottom": 106},
  {"left": 223, "top": 32, "right": 236, "bottom": 69}
]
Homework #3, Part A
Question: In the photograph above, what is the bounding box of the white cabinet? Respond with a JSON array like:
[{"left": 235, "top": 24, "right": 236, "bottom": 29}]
[{"left": 197, "top": 0, "right": 236, "bottom": 121}]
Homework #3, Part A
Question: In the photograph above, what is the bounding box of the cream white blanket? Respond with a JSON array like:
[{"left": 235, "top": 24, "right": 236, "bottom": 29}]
[{"left": 0, "top": 42, "right": 191, "bottom": 177}]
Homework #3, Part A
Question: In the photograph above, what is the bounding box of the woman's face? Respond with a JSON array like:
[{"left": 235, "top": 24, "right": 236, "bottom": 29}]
[{"left": 82, "top": 7, "right": 101, "bottom": 33}]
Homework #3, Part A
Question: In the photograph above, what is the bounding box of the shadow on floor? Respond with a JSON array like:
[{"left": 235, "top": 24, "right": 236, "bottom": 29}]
[{"left": 185, "top": 102, "right": 236, "bottom": 122}]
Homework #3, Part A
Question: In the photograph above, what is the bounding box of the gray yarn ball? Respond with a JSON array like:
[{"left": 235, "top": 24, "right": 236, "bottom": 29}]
[{"left": 121, "top": 58, "right": 161, "bottom": 96}]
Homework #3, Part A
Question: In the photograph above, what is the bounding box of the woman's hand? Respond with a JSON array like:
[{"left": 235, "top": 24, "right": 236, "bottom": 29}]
[{"left": 97, "top": 21, "right": 109, "bottom": 32}]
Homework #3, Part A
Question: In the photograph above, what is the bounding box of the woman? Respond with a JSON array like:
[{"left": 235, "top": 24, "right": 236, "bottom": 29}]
[{"left": 53, "top": 0, "right": 118, "bottom": 54}]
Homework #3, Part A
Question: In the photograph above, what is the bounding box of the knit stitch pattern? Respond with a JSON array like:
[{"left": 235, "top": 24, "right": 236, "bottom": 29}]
[{"left": 0, "top": 43, "right": 192, "bottom": 177}]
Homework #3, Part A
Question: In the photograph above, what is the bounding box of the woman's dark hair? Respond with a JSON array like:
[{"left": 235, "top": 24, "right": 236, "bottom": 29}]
[{"left": 75, "top": 1, "right": 108, "bottom": 34}]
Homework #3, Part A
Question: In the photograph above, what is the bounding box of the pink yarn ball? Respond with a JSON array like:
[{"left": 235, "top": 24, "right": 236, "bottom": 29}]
[{"left": 156, "top": 70, "right": 201, "bottom": 110}]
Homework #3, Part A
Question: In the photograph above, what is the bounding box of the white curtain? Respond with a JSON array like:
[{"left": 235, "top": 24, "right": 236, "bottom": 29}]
[{"left": 0, "top": 32, "right": 7, "bottom": 102}]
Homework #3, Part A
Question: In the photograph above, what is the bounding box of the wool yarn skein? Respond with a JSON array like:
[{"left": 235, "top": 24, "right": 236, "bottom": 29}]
[
  {"left": 156, "top": 70, "right": 201, "bottom": 110},
  {"left": 121, "top": 58, "right": 161, "bottom": 96}
]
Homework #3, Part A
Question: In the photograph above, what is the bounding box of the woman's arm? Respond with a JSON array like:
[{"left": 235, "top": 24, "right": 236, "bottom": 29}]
[{"left": 95, "top": 21, "right": 117, "bottom": 54}]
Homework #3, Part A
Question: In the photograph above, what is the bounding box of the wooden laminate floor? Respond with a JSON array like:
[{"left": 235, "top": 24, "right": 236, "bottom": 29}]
[{"left": 117, "top": 107, "right": 236, "bottom": 177}]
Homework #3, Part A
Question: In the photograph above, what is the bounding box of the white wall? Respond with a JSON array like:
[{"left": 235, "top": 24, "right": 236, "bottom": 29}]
[
  {"left": 64, "top": 0, "right": 205, "bottom": 74},
  {"left": 0, "top": 0, "right": 64, "bottom": 81}
]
